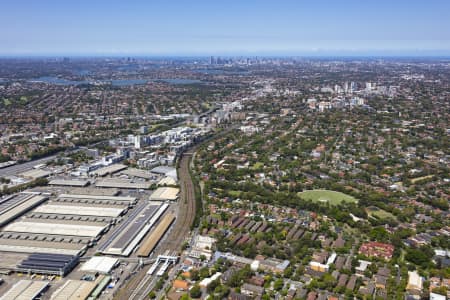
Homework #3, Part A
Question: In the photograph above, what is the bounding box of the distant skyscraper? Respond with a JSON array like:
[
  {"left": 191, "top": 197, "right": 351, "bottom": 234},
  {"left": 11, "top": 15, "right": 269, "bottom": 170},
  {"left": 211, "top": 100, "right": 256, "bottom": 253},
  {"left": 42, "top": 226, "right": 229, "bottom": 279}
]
[
  {"left": 134, "top": 135, "right": 141, "bottom": 149},
  {"left": 140, "top": 126, "right": 148, "bottom": 134}
]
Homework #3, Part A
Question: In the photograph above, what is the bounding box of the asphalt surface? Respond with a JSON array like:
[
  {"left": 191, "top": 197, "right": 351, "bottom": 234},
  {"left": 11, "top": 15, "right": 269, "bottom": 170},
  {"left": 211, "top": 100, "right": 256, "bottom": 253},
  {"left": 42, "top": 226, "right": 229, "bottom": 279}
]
[{"left": 0, "top": 155, "right": 59, "bottom": 177}]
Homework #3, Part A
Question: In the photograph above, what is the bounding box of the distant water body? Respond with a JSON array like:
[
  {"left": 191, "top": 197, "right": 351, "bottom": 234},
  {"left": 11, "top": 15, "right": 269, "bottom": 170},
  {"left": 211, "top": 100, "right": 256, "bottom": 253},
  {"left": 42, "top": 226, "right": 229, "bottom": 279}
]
[
  {"left": 30, "top": 76, "right": 88, "bottom": 85},
  {"left": 111, "top": 79, "right": 148, "bottom": 86},
  {"left": 194, "top": 69, "right": 251, "bottom": 75},
  {"left": 156, "top": 79, "right": 202, "bottom": 84},
  {"left": 29, "top": 77, "right": 203, "bottom": 86}
]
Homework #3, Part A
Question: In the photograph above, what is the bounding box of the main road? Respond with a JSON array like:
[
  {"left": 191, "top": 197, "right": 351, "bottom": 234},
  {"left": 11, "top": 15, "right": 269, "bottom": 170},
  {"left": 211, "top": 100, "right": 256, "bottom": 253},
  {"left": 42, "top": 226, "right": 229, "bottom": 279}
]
[
  {"left": 0, "top": 108, "right": 221, "bottom": 179},
  {"left": 114, "top": 150, "right": 197, "bottom": 300},
  {"left": 0, "top": 155, "right": 60, "bottom": 177}
]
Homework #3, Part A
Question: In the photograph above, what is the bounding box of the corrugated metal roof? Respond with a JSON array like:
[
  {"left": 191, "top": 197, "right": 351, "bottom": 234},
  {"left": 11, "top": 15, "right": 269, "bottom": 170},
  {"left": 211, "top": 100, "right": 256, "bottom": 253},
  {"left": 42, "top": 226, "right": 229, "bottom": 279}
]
[
  {"left": 50, "top": 279, "right": 97, "bottom": 300},
  {"left": 34, "top": 204, "right": 123, "bottom": 217},
  {"left": 3, "top": 221, "right": 105, "bottom": 237},
  {"left": 149, "top": 187, "right": 179, "bottom": 201},
  {"left": 1, "top": 280, "right": 49, "bottom": 300},
  {"left": 81, "top": 257, "right": 118, "bottom": 274}
]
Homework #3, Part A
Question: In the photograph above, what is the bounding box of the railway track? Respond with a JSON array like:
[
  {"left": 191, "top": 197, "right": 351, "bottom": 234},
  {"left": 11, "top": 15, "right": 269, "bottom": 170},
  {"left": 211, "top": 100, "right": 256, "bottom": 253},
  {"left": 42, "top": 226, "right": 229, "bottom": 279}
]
[
  {"left": 161, "top": 153, "right": 195, "bottom": 251},
  {"left": 115, "top": 128, "right": 237, "bottom": 300},
  {"left": 115, "top": 152, "right": 196, "bottom": 300}
]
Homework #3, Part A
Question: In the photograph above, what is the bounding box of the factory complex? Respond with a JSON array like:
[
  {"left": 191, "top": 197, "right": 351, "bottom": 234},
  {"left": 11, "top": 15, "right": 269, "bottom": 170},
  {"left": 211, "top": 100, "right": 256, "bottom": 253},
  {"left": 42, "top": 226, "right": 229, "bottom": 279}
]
[{"left": 0, "top": 163, "right": 180, "bottom": 299}]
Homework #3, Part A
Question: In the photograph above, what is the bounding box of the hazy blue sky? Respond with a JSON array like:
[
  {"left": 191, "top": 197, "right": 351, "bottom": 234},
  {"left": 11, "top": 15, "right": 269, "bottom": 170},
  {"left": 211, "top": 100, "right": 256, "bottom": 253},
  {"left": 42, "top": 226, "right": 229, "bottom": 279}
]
[{"left": 1, "top": 0, "right": 449, "bottom": 56}]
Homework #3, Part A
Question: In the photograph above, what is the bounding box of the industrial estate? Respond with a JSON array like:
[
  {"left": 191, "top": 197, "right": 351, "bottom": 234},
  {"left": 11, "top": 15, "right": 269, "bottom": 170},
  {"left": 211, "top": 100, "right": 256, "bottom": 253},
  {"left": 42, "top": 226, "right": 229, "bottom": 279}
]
[{"left": 0, "top": 158, "right": 184, "bottom": 299}]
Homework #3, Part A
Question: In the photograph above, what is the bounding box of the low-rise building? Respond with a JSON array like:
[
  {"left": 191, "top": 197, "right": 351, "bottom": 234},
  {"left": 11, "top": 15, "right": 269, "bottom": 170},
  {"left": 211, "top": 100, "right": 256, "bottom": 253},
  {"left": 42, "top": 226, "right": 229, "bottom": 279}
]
[
  {"left": 359, "top": 242, "right": 394, "bottom": 260},
  {"left": 241, "top": 283, "right": 264, "bottom": 297},
  {"left": 406, "top": 271, "right": 423, "bottom": 294}
]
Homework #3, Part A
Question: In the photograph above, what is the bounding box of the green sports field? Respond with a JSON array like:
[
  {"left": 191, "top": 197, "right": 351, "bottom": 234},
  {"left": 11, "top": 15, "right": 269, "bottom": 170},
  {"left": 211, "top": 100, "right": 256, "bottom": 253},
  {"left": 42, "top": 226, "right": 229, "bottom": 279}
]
[{"left": 298, "top": 189, "right": 358, "bottom": 205}]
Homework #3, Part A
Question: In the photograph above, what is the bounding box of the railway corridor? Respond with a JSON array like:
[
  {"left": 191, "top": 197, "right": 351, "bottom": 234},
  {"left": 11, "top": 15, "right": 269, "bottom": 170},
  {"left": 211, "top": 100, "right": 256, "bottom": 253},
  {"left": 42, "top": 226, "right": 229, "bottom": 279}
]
[{"left": 114, "top": 151, "right": 196, "bottom": 300}]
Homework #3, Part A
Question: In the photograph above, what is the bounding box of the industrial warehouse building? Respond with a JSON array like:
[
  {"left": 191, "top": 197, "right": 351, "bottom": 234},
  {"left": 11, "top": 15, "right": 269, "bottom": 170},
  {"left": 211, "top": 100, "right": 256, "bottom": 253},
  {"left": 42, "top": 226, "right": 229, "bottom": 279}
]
[
  {"left": 80, "top": 256, "right": 118, "bottom": 274},
  {"left": 138, "top": 213, "right": 176, "bottom": 257},
  {"left": 150, "top": 166, "right": 177, "bottom": 180},
  {"left": 50, "top": 275, "right": 111, "bottom": 300},
  {"left": 50, "top": 280, "right": 97, "bottom": 300},
  {"left": 34, "top": 204, "right": 125, "bottom": 218},
  {"left": 149, "top": 187, "right": 179, "bottom": 201},
  {"left": 91, "top": 164, "right": 127, "bottom": 177},
  {"left": 0, "top": 280, "right": 49, "bottom": 300},
  {"left": 96, "top": 178, "right": 151, "bottom": 190},
  {"left": 49, "top": 179, "right": 90, "bottom": 187},
  {"left": 0, "top": 183, "right": 175, "bottom": 298},
  {"left": 17, "top": 253, "right": 79, "bottom": 277},
  {"left": 157, "top": 176, "right": 177, "bottom": 186},
  {"left": 121, "top": 168, "right": 156, "bottom": 180},
  {"left": 19, "top": 169, "right": 51, "bottom": 180},
  {"left": 100, "top": 203, "right": 169, "bottom": 256},
  {"left": 3, "top": 221, "right": 107, "bottom": 238},
  {"left": 57, "top": 193, "right": 136, "bottom": 206},
  {"left": 0, "top": 193, "right": 48, "bottom": 226},
  {"left": 0, "top": 192, "right": 137, "bottom": 259}
]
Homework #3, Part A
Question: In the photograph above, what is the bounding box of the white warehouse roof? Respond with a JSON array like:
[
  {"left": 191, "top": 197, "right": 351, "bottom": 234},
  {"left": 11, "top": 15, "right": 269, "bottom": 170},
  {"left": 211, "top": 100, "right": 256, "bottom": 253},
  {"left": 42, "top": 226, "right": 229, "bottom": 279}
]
[
  {"left": 91, "top": 164, "right": 127, "bottom": 176},
  {"left": 96, "top": 178, "right": 151, "bottom": 190},
  {"left": 19, "top": 169, "right": 51, "bottom": 179},
  {"left": 59, "top": 194, "right": 136, "bottom": 202},
  {"left": 34, "top": 204, "right": 124, "bottom": 217},
  {"left": 3, "top": 221, "right": 105, "bottom": 237},
  {"left": 80, "top": 256, "right": 118, "bottom": 274},
  {"left": 149, "top": 187, "right": 179, "bottom": 201},
  {"left": 49, "top": 179, "right": 90, "bottom": 187},
  {"left": 1, "top": 280, "right": 49, "bottom": 300},
  {"left": 50, "top": 279, "right": 96, "bottom": 300},
  {"left": 158, "top": 176, "right": 177, "bottom": 186}
]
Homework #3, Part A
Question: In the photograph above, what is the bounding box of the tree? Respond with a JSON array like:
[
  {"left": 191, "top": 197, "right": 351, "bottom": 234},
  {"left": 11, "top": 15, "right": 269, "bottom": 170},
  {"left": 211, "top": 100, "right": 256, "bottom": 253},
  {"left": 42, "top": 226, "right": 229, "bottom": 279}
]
[
  {"left": 182, "top": 242, "right": 189, "bottom": 250},
  {"left": 206, "top": 279, "right": 219, "bottom": 293},
  {"left": 180, "top": 294, "right": 191, "bottom": 300},
  {"left": 432, "top": 286, "right": 448, "bottom": 296},
  {"left": 283, "top": 266, "right": 293, "bottom": 278},
  {"left": 199, "top": 267, "right": 210, "bottom": 279},
  {"left": 274, "top": 278, "right": 284, "bottom": 291},
  {"left": 190, "top": 285, "right": 202, "bottom": 298},
  {"left": 190, "top": 269, "right": 200, "bottom": 281},
  {"left": 369, "top": 227, "right": 389, "bottom": 241},
  {"left": 405, "top": 246, "right": 434, "bottom": 268}
]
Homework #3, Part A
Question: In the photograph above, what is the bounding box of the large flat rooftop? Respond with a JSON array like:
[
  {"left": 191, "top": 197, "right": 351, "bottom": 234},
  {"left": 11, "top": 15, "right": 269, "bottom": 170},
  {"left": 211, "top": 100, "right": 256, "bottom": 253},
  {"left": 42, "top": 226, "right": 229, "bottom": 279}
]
[
  {"left": 33, "top": 204, "right": 124, "bottom": 218},
  {"left": 121, "top": 168, "right": 156, "bottom": 180},
  {"left": 49, "top": 179, "right": 90, "bottom": 187},
  {"left": 149, "top": 187, "right": 179, "bottom": 201},
  {"left": 0, "top": 193, "right": 48, "bottom": 227},
  {"left": 102, "top": 203, "right": 160, "bottom": 255},
  {"left": 0, "top": 238, "right": 86, "bottom": 256},
  {"left": 58, "top": 193, "right": 136, "bottom": 202},
  {"left": 95, "top": 178, "right": 151, "bottom": 190},
  {"left": 2, "top": 221, "right": 106, "bottom": 238},
  {"left": 91, "top": 164, "right": 127, "bottom": 177},
  {"left": 50, "top": 279, "right": 97, "bottom": 300},
  {"left": 19, "top": 168, "right": 51, "bottom": 179},
  {"left": 1, "top": 279, "right": 49, "bottom": 300}
]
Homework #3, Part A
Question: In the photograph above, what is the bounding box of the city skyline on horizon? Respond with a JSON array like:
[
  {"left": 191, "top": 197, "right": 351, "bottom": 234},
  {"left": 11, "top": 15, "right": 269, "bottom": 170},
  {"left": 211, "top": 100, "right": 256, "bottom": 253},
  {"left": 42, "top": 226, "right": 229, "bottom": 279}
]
[{"left": 1, "top": 0, "right": 449, "bottom": 56}]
